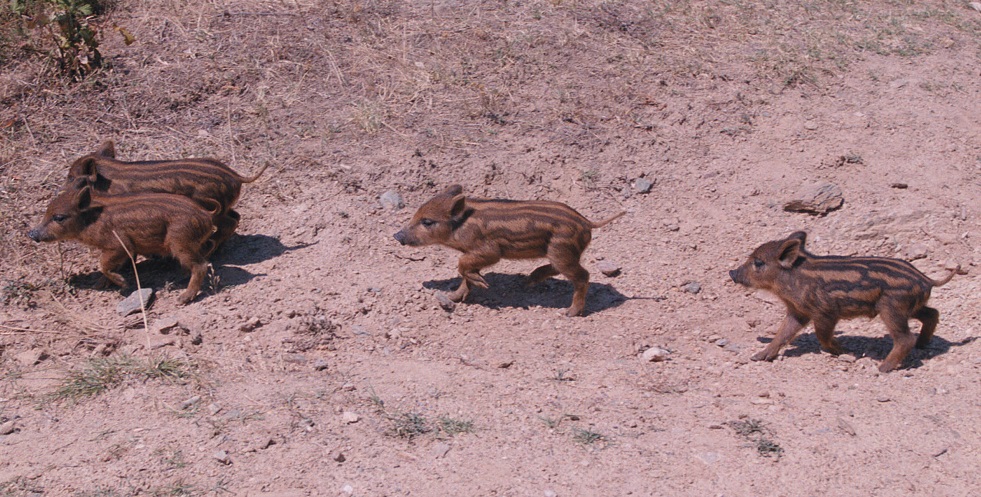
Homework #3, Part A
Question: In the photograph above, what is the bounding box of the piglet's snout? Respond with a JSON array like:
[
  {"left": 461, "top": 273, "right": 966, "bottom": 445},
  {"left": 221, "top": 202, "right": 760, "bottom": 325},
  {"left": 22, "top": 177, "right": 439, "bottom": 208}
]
[
  {"left": 393, "top": 230, "right": 407, "bottom": 245},
  {"left": 27, "top": 228, "right": 42, "bottom": 243}
]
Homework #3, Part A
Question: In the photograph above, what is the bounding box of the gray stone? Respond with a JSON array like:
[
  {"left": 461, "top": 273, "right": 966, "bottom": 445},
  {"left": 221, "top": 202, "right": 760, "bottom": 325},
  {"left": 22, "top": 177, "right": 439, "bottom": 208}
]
[
  {"left": 213, "top": 450, "right": 231, "bottom": 465},
  {"left": 0, "top": 420, "right": 15, "bottom": 435},
  {"left": 313, "top": 358, "right": 329, "bottom": 371},
  {"left": 379, "top": 190, "right": 405, "bottom": 210},
  {"left": 435, "top": 292, "right": 456, "bottom": 312},
  {"left": 329, "top": 449, "right": 346, "bottom": 462},
  {"left": 681, "top": 281, "right": 702, "bottom": 294},
  {"left": 633, "top": 177, "right": 654, "bottom": 194},
  {"left": 239, "top": 317, "right": 262, "bottom": 332},
  {"left": 342, "top": 411, "right": 360, "bottom": 424},
  {"left": 783, "top": 182, "right": 844, "bottom": 215},
  {"left": 116, "top": 288, "right": 154, "bottom": 316}
]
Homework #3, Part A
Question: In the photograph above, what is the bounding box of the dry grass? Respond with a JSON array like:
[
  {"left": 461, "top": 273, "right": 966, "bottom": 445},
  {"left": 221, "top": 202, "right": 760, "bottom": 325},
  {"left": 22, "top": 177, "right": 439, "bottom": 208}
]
[{"left": 0, "top": 0, "right": 978, "bottom": 371}]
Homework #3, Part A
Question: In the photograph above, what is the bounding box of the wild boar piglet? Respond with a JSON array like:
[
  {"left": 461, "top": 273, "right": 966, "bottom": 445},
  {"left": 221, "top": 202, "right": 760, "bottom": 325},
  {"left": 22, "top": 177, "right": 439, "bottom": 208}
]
[
  {"left": 394, "top": 185, "right": 624, "bottom": 317},
  {"left": 29, "top": 185, "right": 217, "bottom": 305},
  {"left": 729, "top": 231, "right": 957, "bottom": 372}
]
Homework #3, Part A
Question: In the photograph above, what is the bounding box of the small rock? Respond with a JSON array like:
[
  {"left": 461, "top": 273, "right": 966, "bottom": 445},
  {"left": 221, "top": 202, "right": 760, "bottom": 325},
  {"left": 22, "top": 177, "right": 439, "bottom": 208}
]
[
  {"left": 152, "top": 316, "right": 182, "bottom": 334},
  {"left": 696, "top": 452, "right": 721, "bottom": 465},
  {"left": 435, "top": 292, "right": 456, "bottom": 312},
  {"left": 213, "top": 450, "right": 231, "bottom": 465},
  {"left": 971, "top": 2, "right": 981, "bottom": 13},
  {"left": 803, "top": 120, "right": 819, "bottom": 130},
  {"left": 681, "top": 281, "right": 701, "bottom": 294},
  {"left": 207, "top": 403, "right": 222, "bottom": 416},
  {"left": 544, "top": 490, "right": 558, "bottom": 497},
  {"left": 329, "top": 449, "right": 346, "bottom": 462},
  {"left": 876, "top": 396, "right": 891, "bottom": 403},
  {"left": 0, "top": 420, "right": 15, "bottom": 435},
  {"left": 239, "top": 317, "right": 262, "bottom": 332},
  {"left": 14, "top": 349, "right": 48, "bottom": 367},
  {"left": 312, "top": 359, "right": 329, "bottom": 371},
  {"left": 379, "top": 190, "right": 405, "bottom": 210},
  {"left": 890, "top": 183, "right": 908, "bottom": 189},
  {"left": 342, "top": 411, "right": 360, "bottom": 424},
  {"left": 838, "top": 354, "right": 857, "bottom": 363},
  {"left": 431, "top": 442, "right": 451, "bottom": 459},
  {"left": 596, "top": 260, "right": 621, "bottom": 277},
  {"left": 633, "top": 177, "right": 654, "bottom": 194},
  {"left": 498, "top": 359, "right": 515, "bottom": 369},
  {"left": 252, "top": 437, "right": 276, "bottom": 451},
  {"left": 641, "top": 346, "right": 670, "bottom": 362},
  {"left": 906, "top": 243, "right": 928, "bottom": 261},
  {"left": 190, "top": 332, "right": 203, "bottom": 345},
  {"left": 341, "top": 382, "right": 356, "bottom": 391},
  {"left": 837, "top": 417, "right": 857, "bottom": 436},
  {"left": 715, "top": 338, "right": 730, "bottom": 347},
  {"left": 148, "top": 336, "right": 176, "bottom": 350},
  {"left": 116, "top": 288, "right": 154, "bottom": 316},
  {"left": 342, "top": 484, "right": 354, "bottom": 496},
  {"left": 783, "top": 182, "right": 844, "bottom": 215},
  {"left": 181, "top": 396, "right": 202, "bottom": 409}
]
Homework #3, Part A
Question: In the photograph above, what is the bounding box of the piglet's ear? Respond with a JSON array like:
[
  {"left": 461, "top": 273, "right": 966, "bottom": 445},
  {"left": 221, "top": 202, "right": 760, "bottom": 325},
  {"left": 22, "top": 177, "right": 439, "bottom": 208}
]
[
  {"left": 777, "top": 238, "right": 801, "bottom": 269},
  {"left": 75, "top": 186, "right": 92, "bottom": 211},
  {"left": 449, "top": 194, "right": 466, "bottom": 218},
  {"left": 444, "top": 184, "right": 463, "bottom": 196},
  {"left": 96, "top": 140, "right": 115, "bottom": 158},
  {"left": 74, "top": 157, "right": 98, "bottom": 181},
  {"left": 788, "top": 231, "right": 807, "bottom": 248}
]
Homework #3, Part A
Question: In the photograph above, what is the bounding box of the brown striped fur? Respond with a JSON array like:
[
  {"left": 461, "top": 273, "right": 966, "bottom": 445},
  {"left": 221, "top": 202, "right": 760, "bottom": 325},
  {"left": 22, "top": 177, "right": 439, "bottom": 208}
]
[
  {"left": 65, "top": 141, "right": 265, "bottom": 250},
  {"left": 729, "top": 231, "right": 958, "bottom": 372},
  {"left": 28, "top": 186, "right": 217, "bottom": 305},
  {"left": 394, "top": 185, "right": 624, "bottom": 317}
]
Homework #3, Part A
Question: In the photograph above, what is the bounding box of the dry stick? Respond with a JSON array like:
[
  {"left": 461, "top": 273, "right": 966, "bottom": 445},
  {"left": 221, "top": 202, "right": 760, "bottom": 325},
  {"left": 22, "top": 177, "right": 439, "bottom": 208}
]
[{"left": 111, "top": 230, "right": 151, "bottom": 350}]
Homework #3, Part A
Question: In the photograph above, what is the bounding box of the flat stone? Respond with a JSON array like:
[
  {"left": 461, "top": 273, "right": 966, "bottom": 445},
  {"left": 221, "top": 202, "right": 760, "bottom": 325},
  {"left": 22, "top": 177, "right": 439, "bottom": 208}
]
[
  {"left": 783, "top": 182, "right": 844, "bottom": 215},
  {"left": 312, "top": 359, "right": 329, "bottom": 371},
  {"left": 329, "top": 449, "right": 346, "bottom": 462},
  {"left": 431, "top": 442, "right": 451, "bottom": 459},
  {"left": 213, "top": 450, "right": 231, "bottom": 465},
  {"left": 641, "top": 346, "right": 670, "bottom": 362},
  {"left": 0, "top": 420, "right": 15, "bottom": 435},
  {"left": 152, "top": 316, "right": 182, "bottom": 334},
  {"left": 239, "top": 317, "right": 262, "bottom": 332},
  {"left": 342, "top": 411, "right": 360, "bottom": 424},
  {"left": 116, "top": 288, "right": 154, "bottom": 316},
  {"left": 596, "top": 260, "right": 621, "bottom": 277},
  {"left": 14, "top": 349, "right": 47, "bottom": 367},
  {"left": 681, "top": 281, "right": 701, "bottom": 294}
]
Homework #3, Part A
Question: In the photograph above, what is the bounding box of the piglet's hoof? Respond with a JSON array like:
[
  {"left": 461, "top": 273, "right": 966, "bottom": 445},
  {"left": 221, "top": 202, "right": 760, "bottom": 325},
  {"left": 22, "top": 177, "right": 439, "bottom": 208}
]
[{"left": 750, "top": 351, "right": 771, "bottom": 362}]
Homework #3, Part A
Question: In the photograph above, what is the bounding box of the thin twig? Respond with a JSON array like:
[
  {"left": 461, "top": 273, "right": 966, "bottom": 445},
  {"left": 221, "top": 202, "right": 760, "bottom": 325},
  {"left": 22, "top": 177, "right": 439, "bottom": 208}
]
[{"left": 111, "top": 230, "right": 151, "bottom": 348}]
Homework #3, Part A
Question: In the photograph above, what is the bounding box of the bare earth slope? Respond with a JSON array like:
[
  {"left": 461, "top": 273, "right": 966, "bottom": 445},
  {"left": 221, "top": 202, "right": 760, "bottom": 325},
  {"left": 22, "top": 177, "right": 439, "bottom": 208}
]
[{"left": 1, "top": 1, "right": 980, "bottom": 495}]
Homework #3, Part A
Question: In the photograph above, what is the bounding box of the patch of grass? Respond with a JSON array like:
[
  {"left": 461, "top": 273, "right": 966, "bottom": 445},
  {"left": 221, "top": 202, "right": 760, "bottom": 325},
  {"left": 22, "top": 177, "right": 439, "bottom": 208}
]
[
  {"left": 53, "top": 355, "right": 193, "bottom": 402},
  {"left": 728, "top": 418, "right": 783, "bottom": 460},
  {"left": 438, "top": 417, "right": 474, "bottom": 436},
  {"left": 387, "top": 411, "right": 431, "bottom": 440},
  {"left": 571, "top": 427, "right": 606, "bottom": 445}
]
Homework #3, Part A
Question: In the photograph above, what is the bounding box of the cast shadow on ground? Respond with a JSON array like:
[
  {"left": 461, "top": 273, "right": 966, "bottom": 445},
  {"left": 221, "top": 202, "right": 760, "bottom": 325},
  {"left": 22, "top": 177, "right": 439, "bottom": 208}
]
[
  {"left": 67, "top": 234, "right": 313, "bottom": 295},
  {"left": 756, "top": 332, "right": 977, "bottom": 370},
  {"left": 422, "top": 272, "right": 630, "bottom": 316}
]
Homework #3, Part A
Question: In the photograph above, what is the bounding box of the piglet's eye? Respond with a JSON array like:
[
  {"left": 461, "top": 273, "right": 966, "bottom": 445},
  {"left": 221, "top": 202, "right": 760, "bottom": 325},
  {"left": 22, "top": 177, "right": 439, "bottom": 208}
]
[
  {"left": 52, "top": 214, "right": 69, "bottom": 223},
  {"left": 420, "top": 219, "right": 436, "bottom": 228},
  {"left": 753, "top": 258, "right": 765, "bottom": 269}
]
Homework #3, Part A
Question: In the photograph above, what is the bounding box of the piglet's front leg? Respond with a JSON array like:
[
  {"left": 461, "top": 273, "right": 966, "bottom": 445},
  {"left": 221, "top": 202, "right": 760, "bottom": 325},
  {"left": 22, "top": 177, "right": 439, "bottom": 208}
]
[
  {"left": 446, "top": 252, "right": 499, "bottom": 302},
  {"left": 751, "top": 312, "right": 810, "bottom": 362}
]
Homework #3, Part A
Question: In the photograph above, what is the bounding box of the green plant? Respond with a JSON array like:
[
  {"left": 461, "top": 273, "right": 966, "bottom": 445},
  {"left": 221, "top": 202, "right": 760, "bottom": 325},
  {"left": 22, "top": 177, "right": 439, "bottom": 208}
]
[
  {"left": 10, "top": 0, "right": 133, "bottom": 80},
  {"left": 572, "top": 427, "right": 606, "bottom": 445},
  {"left": 438, "top": 417, "right": 474, "bottom": 436}
]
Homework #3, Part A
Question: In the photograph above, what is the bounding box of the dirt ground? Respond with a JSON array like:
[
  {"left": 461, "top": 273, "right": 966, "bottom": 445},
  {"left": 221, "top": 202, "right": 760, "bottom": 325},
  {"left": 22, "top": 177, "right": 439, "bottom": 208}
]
[{"left": 1, "top": 1, "right": 980, "bottom": 496}]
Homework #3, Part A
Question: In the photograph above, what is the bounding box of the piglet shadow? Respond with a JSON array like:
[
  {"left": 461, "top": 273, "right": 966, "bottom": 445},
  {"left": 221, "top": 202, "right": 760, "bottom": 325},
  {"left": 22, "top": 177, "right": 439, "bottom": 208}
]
[
  {"left": 66, "top": 233, "right": 310, "bottom": 295},
  {"left": 213, "top": 234, "right": 315, "bottom": 266},
  {"left": 766, "top": 332, "right": 976, "bottom": 370},
  {"left": 422, "top": 272, "right": 628, "bottom": 316}
]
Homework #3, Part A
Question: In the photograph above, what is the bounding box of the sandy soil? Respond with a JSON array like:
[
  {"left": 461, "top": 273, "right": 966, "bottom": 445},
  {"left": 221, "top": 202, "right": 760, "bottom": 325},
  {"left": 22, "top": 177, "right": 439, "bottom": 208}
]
[{"left": 1, "top": 1, "right": 980, "bottom": 496}]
